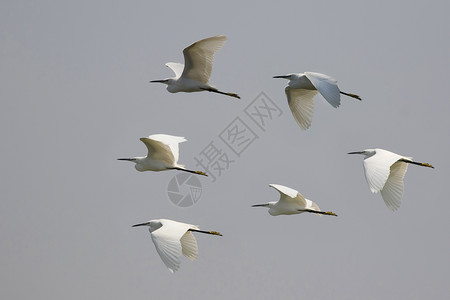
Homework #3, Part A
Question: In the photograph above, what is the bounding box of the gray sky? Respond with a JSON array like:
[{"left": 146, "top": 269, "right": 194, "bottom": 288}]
[{"left": 1, "top": 1, "right": 449, "bottom": 299}]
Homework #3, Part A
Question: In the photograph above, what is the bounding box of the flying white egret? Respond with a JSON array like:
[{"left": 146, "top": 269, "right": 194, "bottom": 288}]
[
  {"left": 252, "top": 184, "right": 337, "bottom": 216},
  {"left": 118, "top": 134, "right": 207, "bottom": 176},
  {"left": 132, "top": 219, "right": 222, "bottom": 273},
  {"left": 348, "top": 148, "right": 434, "bottom": 211},
  {"left": 150, "top": 35, "right": 240, "bottom": 99},
  {"left": 273, "top": 72, "right": 361, "bottom": 130}
]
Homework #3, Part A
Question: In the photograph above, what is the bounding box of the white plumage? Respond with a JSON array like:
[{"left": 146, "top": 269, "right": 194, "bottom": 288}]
[
  {"left": 150, "top": 35, "right": 240, "bottom": 99},
  {"left": 252, "top": 184, "right": 337, "bottom": 216},
  {"left": 133, "top": 219, "right": 222, "bottom": 273},
  {"left": 274, "top": 72, "right": 361, "bottom": 130},
  {"left": 348, "top": 148, "right": 434, "bottom": 211},
  {"left": 118, "top": 134, "right": 206, "bottom": 176}
]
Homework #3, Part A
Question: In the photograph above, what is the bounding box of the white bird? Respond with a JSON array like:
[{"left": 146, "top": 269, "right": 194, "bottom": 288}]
[
  {"left": 118, "top": 134, "right": 207, "bottom": 176},
  {"left": 273, "top": 72, "right": 361, "bottom": 130},
  {"left": 348, "top": 148, "right": 434, "bottom": 211},
  {"left": 150, "top": 35, "right": 240, "bottom": 99},
  {"left": 132, "top": 219, "right": 222, "bottom": 273},
  {"left": 252, "top": 184, "right": 337, "bottom": 216}
]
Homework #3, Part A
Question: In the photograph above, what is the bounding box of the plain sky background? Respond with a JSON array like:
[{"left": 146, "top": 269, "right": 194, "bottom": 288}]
[{"left": 1, "top": 1, "right": 449, "bottom": 299}]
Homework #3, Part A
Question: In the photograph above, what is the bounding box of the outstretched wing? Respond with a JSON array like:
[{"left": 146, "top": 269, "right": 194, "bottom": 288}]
[
  {"left": 165, "top": 62, "right": 185, "bottom": 78},
  {"left": 180, "top": 231, "right": 199, "bottom": 261},
  {"left": 181, "top": 35, "right": 227, "bottom": 84},
  {"left": 285, "top": 86, "right": 318, "bottom": 130},
  {"left": 380, "top": 161, "right": 409, "bottom": 211},
  {"left": 148, "top": 134, "right": 186, "bottom": 163},
  {"left": 140, "top": 137, "right": 174, "bottom": 165},
  {"left": 269, "top": 184, "right": 307, "bottom": 207},
  {"left": 363, "top": 149, "right": 405, "bottom": 193},
  {"left": 304, "top": 72, "right": 341, "bottom": 108},
  {"left": 141, "top": 134, "right": 186, "bottom": 165},
  {"left": 150, "top": 220, "right": 193, "bottom": 273}
]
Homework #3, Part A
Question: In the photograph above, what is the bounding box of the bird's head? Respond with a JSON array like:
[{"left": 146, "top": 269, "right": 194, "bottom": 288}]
[
  {"left": 150, "top": 77, "right": 180, "bottom": 89},
  {"left": 117, "top": 157, "right": 147, "bottom": 171},
  {"left": 150, "top": 78, "right": 177, "bottom": 93},
  {"left": 347, "top": 149, "right": 376, "bottom": 158},
  {"left": 117, "top": 157, "right": 138, "bottom": 166},
  {"left": 132, "top": 220, "right": 162, "bottom": 233}
]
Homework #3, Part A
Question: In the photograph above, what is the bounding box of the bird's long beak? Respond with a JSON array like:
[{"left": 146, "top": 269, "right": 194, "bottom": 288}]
[
  {"left": 132, "top": 222, "right": 149, "bottom": 227},
  {"left": 251, "top": 204, "right": 269, "bottom": 207},
  {"left": 347, "top": 151, "right": 364, "bottom": 155},
  {"left": 149, "top": 79, "right": 168, "bottom": 83},
  {"left": 273, "top": 75, "right": 291, "bottom": 79},
  {"left": 117, "top": 158, "right": 136, "bottom": 161}
]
